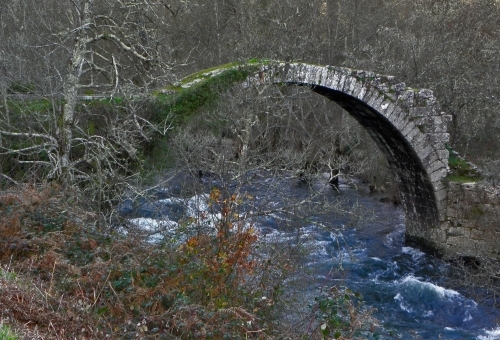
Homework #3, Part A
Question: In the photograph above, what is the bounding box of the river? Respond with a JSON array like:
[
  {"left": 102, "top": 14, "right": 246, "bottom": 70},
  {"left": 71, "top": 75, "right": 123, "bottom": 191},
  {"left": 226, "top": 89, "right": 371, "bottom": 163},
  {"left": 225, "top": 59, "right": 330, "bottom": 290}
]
[{"left": 123, "top": 171, "right": 500, "bottom": 339}]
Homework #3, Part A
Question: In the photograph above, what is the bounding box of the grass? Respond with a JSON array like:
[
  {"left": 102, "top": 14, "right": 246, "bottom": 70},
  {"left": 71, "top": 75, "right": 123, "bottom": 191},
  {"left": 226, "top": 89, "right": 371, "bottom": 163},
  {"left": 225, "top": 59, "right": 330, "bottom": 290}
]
[
  {"left": 0, "top": 323, "right": 18, "bottom": 340},
  {"left": 446, "top": 174, "right": 480, "bottom": 184},
  {"left": 446, "top": 145, "right": 481, "bottom": 183}
]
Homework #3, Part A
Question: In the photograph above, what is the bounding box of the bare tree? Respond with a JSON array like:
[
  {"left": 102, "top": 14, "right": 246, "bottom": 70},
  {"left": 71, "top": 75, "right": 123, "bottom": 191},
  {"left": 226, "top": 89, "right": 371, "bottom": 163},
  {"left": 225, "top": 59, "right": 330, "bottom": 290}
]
[{"left": 0, "top": 0, "right": 178, "bottom": 188}]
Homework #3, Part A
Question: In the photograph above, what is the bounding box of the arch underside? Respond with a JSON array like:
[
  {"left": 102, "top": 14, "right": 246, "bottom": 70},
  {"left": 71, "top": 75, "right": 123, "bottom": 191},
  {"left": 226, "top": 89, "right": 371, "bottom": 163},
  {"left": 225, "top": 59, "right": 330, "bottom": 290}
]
[{"left": 308, "top": 86, "right": 440, "bottom": 244}]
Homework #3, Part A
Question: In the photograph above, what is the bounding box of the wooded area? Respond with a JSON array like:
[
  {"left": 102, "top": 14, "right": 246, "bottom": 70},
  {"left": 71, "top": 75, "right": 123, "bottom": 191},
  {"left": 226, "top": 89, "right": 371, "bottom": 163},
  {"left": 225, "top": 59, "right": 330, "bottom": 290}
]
[
  {"left": 1, "top": 0, "right": 499, "bottom": 186},
  {"left": 1, "top": 0, "right": 500, "bottom": 338}
]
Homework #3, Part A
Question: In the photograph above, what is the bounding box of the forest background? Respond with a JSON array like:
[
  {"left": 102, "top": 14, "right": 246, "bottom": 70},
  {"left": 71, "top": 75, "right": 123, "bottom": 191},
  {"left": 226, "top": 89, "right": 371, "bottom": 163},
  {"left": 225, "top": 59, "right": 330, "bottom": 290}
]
[{"left": 0, "top": 0, "right": 499, "bottom": 339}]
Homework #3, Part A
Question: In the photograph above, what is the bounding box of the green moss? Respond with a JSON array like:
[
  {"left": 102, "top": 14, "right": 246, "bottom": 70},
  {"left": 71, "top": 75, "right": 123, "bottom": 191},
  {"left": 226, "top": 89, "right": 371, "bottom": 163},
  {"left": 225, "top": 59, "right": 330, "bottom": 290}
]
[
  {"left": 154, "top": 67, "right": 256, "bottom": 126},
  {"left": 446, "top": 174, "right": 480, "bottom": 183},
  {"left": 417, "top": 124, "right": 427, "bottom": 133},
  {"left": 246, "top": 57, "right": 271, "bottom": 65},
  {"left": 468, "top": 206, "right": 485, "bottom": 219},
  {"left": 177, "top": 61, "right": 245, "bottom": 86},
  {"left": 447, "top": 145, "right": 480, "bottom": 180},
  {"left": 382, "top": 92, "right": 395, "bottom": 102}
]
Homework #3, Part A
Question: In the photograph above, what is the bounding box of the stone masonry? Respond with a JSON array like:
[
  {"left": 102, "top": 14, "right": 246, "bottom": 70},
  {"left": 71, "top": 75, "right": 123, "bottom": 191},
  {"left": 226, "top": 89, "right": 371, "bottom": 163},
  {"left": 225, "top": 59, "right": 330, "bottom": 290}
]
[
  {"left": 442, "top": 182, "right": 500, "bottom": 259},
  {"left": 255, "top": 62, "right": 451, "bottom": 253}
]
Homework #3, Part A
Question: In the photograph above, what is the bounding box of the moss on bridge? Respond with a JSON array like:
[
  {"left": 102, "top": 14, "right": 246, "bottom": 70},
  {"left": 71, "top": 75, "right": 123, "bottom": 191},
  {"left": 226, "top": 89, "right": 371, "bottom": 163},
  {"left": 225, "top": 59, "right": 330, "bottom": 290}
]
[{"left": 153, "top": 59, "right": 271, "bottom": 126}]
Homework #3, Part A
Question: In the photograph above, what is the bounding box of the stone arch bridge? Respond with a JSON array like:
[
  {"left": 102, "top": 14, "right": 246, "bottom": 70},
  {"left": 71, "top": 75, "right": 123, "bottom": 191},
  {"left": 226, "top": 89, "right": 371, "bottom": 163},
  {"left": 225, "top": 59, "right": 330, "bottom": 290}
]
[{"left": 176, "top": 61, "right": 453, "bottom": 255}]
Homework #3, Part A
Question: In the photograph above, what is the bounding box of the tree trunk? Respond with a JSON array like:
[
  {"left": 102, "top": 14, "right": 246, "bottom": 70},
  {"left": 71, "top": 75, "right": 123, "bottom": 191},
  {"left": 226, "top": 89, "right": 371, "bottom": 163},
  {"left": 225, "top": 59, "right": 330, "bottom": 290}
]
[{"left": 60, "top": 0, "right": 93, "bottom": 182}]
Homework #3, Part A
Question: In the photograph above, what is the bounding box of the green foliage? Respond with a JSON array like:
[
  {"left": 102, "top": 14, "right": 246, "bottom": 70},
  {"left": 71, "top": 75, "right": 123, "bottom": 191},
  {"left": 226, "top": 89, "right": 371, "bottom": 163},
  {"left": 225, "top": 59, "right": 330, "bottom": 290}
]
[
  {"left": 142, "top": 67, "right": 258, "bottom": 168},
  {"left": 446, "top": 145, "right": 481, "bottom": 183},
  {"left": 4, "top": 98, "right": 54, "bottom": 115},
  {"left": 0, "top": 324, "right": 18, "bottom": 340},
  {"left": 31, "top": 211, "right": 67, "bottom": 233},
  {"left": 310, "top": 286, "right": 378, "bottom": 339},
  {"left": 0, "top": 268, "right": 17, "bottom": 282},
  {"left": 156, "top": 67, "right": 256, "bottom": 126},
  {"left": 7, "top": 81, "right": 36, "bottom": 94},
  {"left": 446, "top": 174, "right": 480, "bottom": 184}
]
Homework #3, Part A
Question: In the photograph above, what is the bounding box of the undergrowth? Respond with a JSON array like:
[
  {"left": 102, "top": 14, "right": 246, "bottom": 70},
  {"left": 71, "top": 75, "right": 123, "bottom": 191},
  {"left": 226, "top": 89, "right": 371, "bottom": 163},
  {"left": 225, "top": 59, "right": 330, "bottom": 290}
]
[{"left": 0, "top": 184, "right": 380, "bottom": 339}]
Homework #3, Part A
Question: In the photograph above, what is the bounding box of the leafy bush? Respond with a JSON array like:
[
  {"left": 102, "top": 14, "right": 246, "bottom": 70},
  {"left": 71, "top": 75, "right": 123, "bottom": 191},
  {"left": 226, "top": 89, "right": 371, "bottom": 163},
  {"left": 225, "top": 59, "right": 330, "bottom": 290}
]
[{"left": 307, "top": 286, "right": 379, "bottom": 339}]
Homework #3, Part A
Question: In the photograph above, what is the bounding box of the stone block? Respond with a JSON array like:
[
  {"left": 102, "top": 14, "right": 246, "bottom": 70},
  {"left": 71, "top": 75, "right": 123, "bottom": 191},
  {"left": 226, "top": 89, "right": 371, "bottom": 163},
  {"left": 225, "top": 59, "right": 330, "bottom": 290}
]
[
  {"left": 379, "top": 100, "right": 396, "bottom": 118},
  {"left": 393, "top": 112, "right": 410, "bottom": 131},
  {"left": 430, "top": 168, "right": 448, "bottom": 183},
  {"left": 386, "top": 106, "right": 403, "bottom": 125},
  {"left": 433, "top": 180, "right": 446, "bottom": 193},
  {"left": 437, "top": 200, "right": 448, "bottom": 222},
  {"left": 393, "top": 82, "right": 406, "bottom": 91},
  {"left": 417, "top": 145, "right": 433, "bottom": 160},
  {"left": 470, "top": 228, "right": 485, "bottom": 240},
  {"left": 355, "top": 86, "right": 367, "bottom": 100},
  {"left": 412, "top": 116, "right": 450, "bottom": 133},
  {"left": 337, "top": 74, "right": 347, "bottom": 92},
  {"left": 405, "top": 128, "right": 422, "bottom": 146},
  {"left": 408, "top": 107, "right": 432, "bottom": 118},
  {"left": 418, "top": 88, "right": 434, "bottom": 99},
  {"left": 446, "top": 236, "right": 477, "bottom": 256},
  {"left": 322, "top": 68, "right": 335, "bottom": 88},
  {"left": 446, "top": 226, "right": 465, "bottom": 237},
  {"left": 408, "top": 129, "right": 426, "bottom": 147},
  {"left": 367, "top": 92, "right": 383, "bottom": 108},
  {"left": 434, "top": 187, "right": 448, "bottom": 203},
  {"left": 396, "top": 90, "right": 415, "bottom": 107},
  {"left": 317, "top": 68, "right": 329, "bottom": 86},
  {"left": 361, "top": 87, "right": 378, "bottom": 104},
  {"left": 309, "top": 66, "right": 321, "bottom": 84},
  {"left": 422, "top": 151, "right": 446, "bottom": 169},
  {"left": 330, "top": 71, "right": 342, "bottom": 90},
  {"left": 422, "top": 149, "right": 448, "bottom": 167},
  {"left": 402, "top": 121, "right": 417, "bottom": 137},
  {"left": 342, "top": 76, "right": 354, "bottom": 93},
  {"left": 413, "top": 135, "right": 431, "bottom": 153},
  {"left": 427, "top": 133, "right": 450, "bottom": 146},
  {"left": 348, "top": 79, "right": 362, "bottom": 96}
]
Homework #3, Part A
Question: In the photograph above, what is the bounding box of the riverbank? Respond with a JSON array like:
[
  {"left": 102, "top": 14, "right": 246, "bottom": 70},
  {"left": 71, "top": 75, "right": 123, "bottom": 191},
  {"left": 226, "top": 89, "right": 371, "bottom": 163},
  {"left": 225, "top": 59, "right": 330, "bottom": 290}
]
[{"left": 0, "top": 183, "right": 381, "bottom": 339}]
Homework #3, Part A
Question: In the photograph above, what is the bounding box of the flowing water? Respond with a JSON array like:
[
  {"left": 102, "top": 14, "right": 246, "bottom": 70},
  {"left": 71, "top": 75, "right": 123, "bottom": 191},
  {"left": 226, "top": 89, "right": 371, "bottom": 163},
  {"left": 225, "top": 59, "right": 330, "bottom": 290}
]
[{"left": 122, "top": 172, "right": 500, "bottom": 339}]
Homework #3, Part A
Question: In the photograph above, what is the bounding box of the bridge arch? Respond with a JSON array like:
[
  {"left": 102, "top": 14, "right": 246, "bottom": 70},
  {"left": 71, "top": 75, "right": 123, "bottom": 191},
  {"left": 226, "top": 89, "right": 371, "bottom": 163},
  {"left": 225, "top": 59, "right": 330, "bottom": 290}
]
[{"left": 177, "top": 61, "right": 451, "bottom": 252}]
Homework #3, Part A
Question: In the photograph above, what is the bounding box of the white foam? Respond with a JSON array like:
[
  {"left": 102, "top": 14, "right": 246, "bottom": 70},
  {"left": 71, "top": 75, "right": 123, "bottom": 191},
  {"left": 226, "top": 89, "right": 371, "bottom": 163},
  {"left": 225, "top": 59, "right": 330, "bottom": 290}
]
[
  {"left": 478, "top": 327, "right": 500, "bottom": 340},
  {"left": 402, "top": 246, "right": 426, "bottom": 260},
  {"left": 185, "top": 194, "right": 210, "bottom": 217},
  {"left": 129, "top": 217, "right": 178, "bottom": 232},
  {"left": 394, "top": 293, "right": 413, "bottom": 313},
  {"left": 157, "top": 197, "right": 184, "bottom": 205},
  {"left": 400, "top": 275, "right": 460, "bottom": 299},
  {"left": 127, "top": 217, "right": 179, "bottom": 243}
]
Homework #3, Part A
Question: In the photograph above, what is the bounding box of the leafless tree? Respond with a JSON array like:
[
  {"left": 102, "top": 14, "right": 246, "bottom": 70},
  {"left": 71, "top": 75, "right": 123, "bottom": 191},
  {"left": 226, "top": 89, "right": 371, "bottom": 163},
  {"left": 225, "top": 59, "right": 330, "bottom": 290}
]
[{"left": 0, "top": 0, "right": 178, "bottom": 197}]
